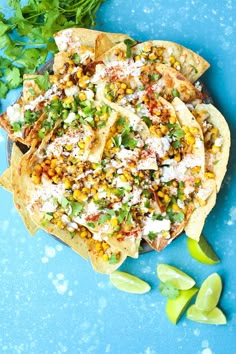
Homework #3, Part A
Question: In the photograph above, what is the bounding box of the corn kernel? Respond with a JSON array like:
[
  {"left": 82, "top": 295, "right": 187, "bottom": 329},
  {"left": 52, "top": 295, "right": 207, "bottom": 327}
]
[
  {"left": 169, "top": 55, "right": 176, "bottom": 65},
  {"left": 157, "top": 191, "right": 164, "bottom": 198},
  {"left": 66, "top": 80, "right": 73, "bottom": 87},
  {"left": 102, "top": 242, "right": 110, "bottom": 251},
  {"left": 126, "top": 88, "right": 134, "bottom": 94},
  {"left": 120, "top": 175, "right": 127, "bottom": 182},
  {"left": 111, "top": 218, "right": 119, "bottom": 228},
  {"left": 32, "top": 175, "right": 41, "bottom": 184},
  {"left": 205, "top": 172, "right": 215, "bottom": 179},
  {"left": 164, "top": 194, "right": 171, "bottom": 203},
  {"left": 65, "top": 144, "right": 73, "bottom": 151},
  {"left": 134, "top": 55, "right": 141, "bottom": 61},
  {"left": 212, "top": 145, "right": 220, "bottom": 153},
  {"left": 160, "top": 125, "right": 169, "bottom": 134},
  {"left": 80, "top": 230, "right": 88, "bottom": 238},
  {"left": 172, "top": 204, "right": 180, "bottom": 212},
  {"left": 64, "top": 96, "right": 74, "bottom": 105},
  {"left": 76, "top": 68, "right": 83, "bottom": 78},
  {"left": 148, "top": 53, "right": 157, "bottom": 61},
  {"left": 102, "top": 254, "right": 109, "bottom": 262},
  {"left": 78, "top": 141, "right": 85, "bottom": 149}
]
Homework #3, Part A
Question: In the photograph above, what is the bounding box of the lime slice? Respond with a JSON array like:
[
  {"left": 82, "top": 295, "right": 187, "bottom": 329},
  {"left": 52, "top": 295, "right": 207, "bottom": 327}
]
[
  {"left": 187, "top": 234, "right": 220, "bottom": 265},
  {"left": 166, "top": 287, "right": 199, "bottom": 324},
  {"left": 195, "top": 273, "right": 222, "bottom": 312},
  {"left": 187, "top": 304, "right": 227, "bottom": 325},
  {"left": 109, "top": 271, "right": 151, "bottom": 294},
  {"left": 157, "top": 264, "right": 195, "bottom": 290}
]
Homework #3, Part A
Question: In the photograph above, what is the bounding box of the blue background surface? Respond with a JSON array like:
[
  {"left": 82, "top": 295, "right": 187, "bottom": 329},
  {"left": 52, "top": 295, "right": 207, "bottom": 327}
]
[{"left": 0, "top": 1, "right": 236, "bottom": 353}]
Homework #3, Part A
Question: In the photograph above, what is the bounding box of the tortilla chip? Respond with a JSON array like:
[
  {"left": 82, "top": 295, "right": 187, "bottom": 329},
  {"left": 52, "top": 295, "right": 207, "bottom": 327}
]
[
  {"left": 194, "top": 103, "right": 231, "bottom": 192},
  {"left": 95, "top": 33, "right": 114, "bottom": 60},
  {"left": 88, "top": 239, "right": 127, "bottom": 274},
  {"left": 184, "top": 178, "right": 217, "bottom": 241},
  {"left": 132, "top": 40, "right": 210, "bottom": 82},
  {"left": 0, "top": 167, "right": 12, "bottom": 192},
  {"left": 10, "top": 144, "right": 39, "bottom": 236},
  {"left": 54, "top": 28, "right": 131, "bottom": 53},
  {"left": 88, "top": 109, "right": 118, "bottom": 163},
  {"left": 172, "top": 97, "right": 205, "bottom": 176}
]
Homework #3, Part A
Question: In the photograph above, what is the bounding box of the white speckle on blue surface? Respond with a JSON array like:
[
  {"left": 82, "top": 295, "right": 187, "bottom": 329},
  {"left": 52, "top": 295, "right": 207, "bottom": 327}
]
[
  {"left": 226, "top": 207, "right": 236, "bottom": 225},
  {"left": 193, "top": 328, "right": 200, "bottom": 336},
  {"left": 52, "top": 273, "right": 69, "bottom": 295},
  {"left": 45, "top": 245, "right": 56, "bottom": 258},
  {"left": 201, "top": 349, "right": 213, "bottom": 354},
  {"left": 0, "top": 219, "right": 9, "bottom": 232},
  {"left": 0, "top": 135, "right": 4, "bottom": 143}
]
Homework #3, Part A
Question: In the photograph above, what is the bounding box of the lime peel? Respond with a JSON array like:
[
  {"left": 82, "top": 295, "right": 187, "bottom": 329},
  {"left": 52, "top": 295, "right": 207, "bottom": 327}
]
[
  {"left": 187, "top": 234, "right": 220, "bottom": 265},
  {"left": 187, "top": 304, "right": 227, "bottom": 325},
  {"left": 166, "top": 287, "right": 199, "bottom": 324},
  {"left": 109, "top": 271, "right": 151, "bottom": 294},
  {"left": 157, "top": 263, "right": 195, "bottom": 290},
  {"left": 195, "top": 273, "right": 222, "bottom": 312}
]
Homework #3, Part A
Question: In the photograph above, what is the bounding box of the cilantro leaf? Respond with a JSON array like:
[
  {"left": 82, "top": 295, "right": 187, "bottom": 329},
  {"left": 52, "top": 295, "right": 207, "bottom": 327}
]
[
  {"left": 124, "top": 39, "right": 137, "bottom": 59},
  {"left": 5, "top": 67, "right": 22, "bottom": 89},
  {"left": 34, "top": 71, "right": 51, "bottom": 91},
  {"left": 0, "top": 80, "right": 8, "bottom": 99},
  {"left": 159, "top": 281, "right": 180, "bottom": 299},
  {"left": 108, "top": 254, "right": 119, "bottom": 264}
]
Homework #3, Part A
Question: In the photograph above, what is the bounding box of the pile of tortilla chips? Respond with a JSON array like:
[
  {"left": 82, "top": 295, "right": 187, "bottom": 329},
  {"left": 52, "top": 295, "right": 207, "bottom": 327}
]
[{"left": 0, "top": 28, "right": 230, "bottom": 273}]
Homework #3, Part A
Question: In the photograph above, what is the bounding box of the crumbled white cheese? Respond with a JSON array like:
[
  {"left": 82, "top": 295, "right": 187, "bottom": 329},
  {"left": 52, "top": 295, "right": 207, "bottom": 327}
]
[
  {"left": 146, "top": 136, "right": 170, "bottom": 158},
  {"left": 214, "top": 137, "right": 223, "bottom": 147},
  {"left": 7, "top": 103, "right": 24, "bottom": 124},
  {"left": 196, "top": 186, "right": 212, "bottom": 201},
  {"left": 143, "top": 218, "right": 171, "bottom": 236},
  {"left": 116, "top": 148, "right": 139, "bottom": 162},
  {"left": 64, "top": 85, "right": 80, "bottom": 97},
  {"left": 161, "top": 155, "right": 203, "bottom": 182},
  {"left": 64, "top": 112, "right": 77, "bottom": 124}
]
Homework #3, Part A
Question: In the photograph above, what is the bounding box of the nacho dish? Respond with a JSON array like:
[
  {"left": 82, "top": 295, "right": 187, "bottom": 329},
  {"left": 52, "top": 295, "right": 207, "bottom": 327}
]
[{"left": 0, "top": 28, "right": 231, "bottom": 274}]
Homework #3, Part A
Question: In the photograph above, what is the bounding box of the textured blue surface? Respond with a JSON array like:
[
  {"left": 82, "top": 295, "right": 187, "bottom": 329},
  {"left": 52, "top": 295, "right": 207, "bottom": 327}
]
[{"left": 0, "top": 1, "right": 236, "bottom": 353}]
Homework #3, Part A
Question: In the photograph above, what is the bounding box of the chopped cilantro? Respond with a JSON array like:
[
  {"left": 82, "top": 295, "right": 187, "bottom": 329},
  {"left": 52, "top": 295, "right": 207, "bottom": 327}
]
[
  {"left": 87, "top": 222, "right": 95, "bottom": 228},
  {"left": 159, "top": 281, "right": 180, "bottom": 299},
  {"left": 124, "top": 39, "right": 137, "bottom": 58},
  {"left": 41, "top": 213, "right": 53, "bottom": 227},
  {"left": 98, "top": 213, "right": 112, "bottom": 225},
  {"left": 172, "top": 89, "right": 180, "bottom": 98},
  {"left": 34, "top": 71, "right": 51, "bottom": 91},
  {"left": 108, "top": 254, "right": 119, "bottom": 264},
  {"left": 148, "top": 231, "right": 157, "bottom": 240},
  {"left": 142, "top": 116, "right": 152, "bottom": 127}
]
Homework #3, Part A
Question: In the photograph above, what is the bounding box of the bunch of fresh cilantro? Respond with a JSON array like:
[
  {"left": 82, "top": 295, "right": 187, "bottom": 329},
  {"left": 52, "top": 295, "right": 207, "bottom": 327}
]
[{"left": 0, "top": 0, "right": 105, "bottom": 102}]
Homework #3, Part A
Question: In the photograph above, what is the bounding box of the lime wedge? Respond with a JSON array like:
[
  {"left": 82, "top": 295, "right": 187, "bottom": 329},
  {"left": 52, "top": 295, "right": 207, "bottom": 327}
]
[
  {"left": 187, "top": 304, "right": 227, "bottom": 325},
  {"left": 195, "top": 273, "right": 222, "bottom": 312},
  {"left": 187, "top": 234, "right": 220, "bottom": 265},
  {"left": 109, "top": 271, "right": 151, "bottom": 294},
  {"left": 166, "top": 287, "right": 198, "bottom": 324},
  {"left": 157, "top": 264, "right": 195, "bottom": 290}
]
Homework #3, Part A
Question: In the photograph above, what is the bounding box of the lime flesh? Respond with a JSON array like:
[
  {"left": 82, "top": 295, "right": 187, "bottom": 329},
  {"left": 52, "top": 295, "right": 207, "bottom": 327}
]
[
  {"left": 109, "top": 271, "right": 151, "bottom": 294},
  {"left": 187, "top": 304, "right": 227, "bottom": 325},
  {"left": 195, "top": 273, "right": 222, "bottom": 312},
  {"left": 187, "top": 234, "right": 220, "bottom": 265},
  {"left": 157, "top": 264, "right": 195, "bottom": 290},
  {"left": 166, "top": 287, "right": 199, "bottom": 324}
]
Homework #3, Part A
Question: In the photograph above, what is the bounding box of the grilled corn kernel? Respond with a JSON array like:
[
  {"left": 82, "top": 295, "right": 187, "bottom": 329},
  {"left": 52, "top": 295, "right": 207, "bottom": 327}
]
[
  {"left": 148, "top": 53, "right": 157, "bottom": 61},
  {"left": 64, "top": 179, "right": 72, "bottom": 189},
  {"left": 160, "top": 125, "right": 169, "bottom": 134},
  {"left": 56, "top": 220, "right": 65, "bottom": 229},
  {"left": 102, "top": 242, "right": 110, "bottom": 251},
  {"left": 212, "top": 145, "right": 220, "bottom": 153},
  {"left": 95, "top": 242, "right": 102, "bottom": 251},
  {"left": 174, "top": 153, "right": 181, "bottom": 162},
  {"left": 34, "top": 164, "right": 43, "bottom": 174},
  {"left": 64, "top": 96, "right": 74, "bottom": 105},
  {"left": 134, "top": 55, "right": 141, "bottom": 61},
  {"left": 79, "top": 91, "right": 87, "bottom": 101},
  {"left": 169, "top": 55, "right": 176, "bottom": 65},
  {"left": 126, "top": 88, "right": 134, "bottom": 94},
  {"left": 173, "top": 61, "right": 181, "bottom": 69},
  {"left": 157, "top": 191, "right": 164, "bottom": 198},
  {"left": 52, "top": 175, "right": 61, "bottom": 184},
  {"left": 189, "top": 127, "right": 199, "bottom": 135},
  {"left": 32, "top": 175, "right": 41, "bottom": 184},
  {"left": 66, "top": 80, "right": 73, "bottom": 88},
  {"left": 48, "top": 168, "right": 55, "bottom": 177},
  {"left": 65, "top": 144, "right": 73, "bottom": 151},
  {"left": 205, "top": 172, "right": 215, "bottom": 179},
  {"left": 169, "top": 115, "right": 177, "bottom": 124},
  {"left": 164, "top": 194, "right": 171, "bottom": 203},
  {"left": 78, "top": 141, "right": 85, "bottom": 149},
  {"left": 111, "top": 218, "right": 119, "bottom": 228},
  {"left": 80, "top": 230, "right": 88, "bottom": 238},
  {"left": 172, "top": 204, "right": 180, "bottom": 212},
  {"left": 102, "top": 254, "right": 109, "bottom": 262},
  {"left": 76, "top": 68, "right": 83, "bottom": 78},
  {"left": 185, "top": 133, "right": 195, "bottom": 145}
]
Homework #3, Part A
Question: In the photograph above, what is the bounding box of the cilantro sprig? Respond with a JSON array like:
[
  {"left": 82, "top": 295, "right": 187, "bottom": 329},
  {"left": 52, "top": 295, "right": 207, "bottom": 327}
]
[{"left": 0, "top": 0, "right": 105, "bottom": 104}]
